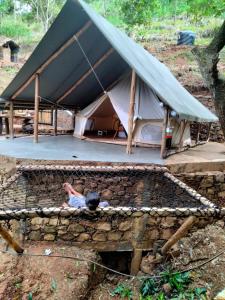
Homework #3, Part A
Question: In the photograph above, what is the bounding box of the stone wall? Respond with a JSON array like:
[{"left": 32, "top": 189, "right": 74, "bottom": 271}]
[
  {"left": 177, "top": 171, "right": 225, "bottom": 207},
  {"left": 1, "top": 212, "right": 214, "bottom": 252}
]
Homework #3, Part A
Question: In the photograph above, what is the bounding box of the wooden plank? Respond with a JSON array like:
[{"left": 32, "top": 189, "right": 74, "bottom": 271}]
[
  {"left": 126, "top": 70, "right": 136, "bottom": 154},
  {"left": 12, "top": 21, "right": 92, "bottom": 100},
  {"left": 9, "top": 101, "right": 14, "bottom": 139},
  {"left": 161, "top": 216, "right": 196, "bottom": 255},
  {"left": 160, "top": 107, "right": 169, "bottom": 158},
  {"left": 0, "top": 225, "right": 24, "bottom": 254},
  {"left": 57, "top": 48, "right": 114, "bottom": 103},
  {"left": 34, "top": 74, "right": 40, "bottom": 143}
]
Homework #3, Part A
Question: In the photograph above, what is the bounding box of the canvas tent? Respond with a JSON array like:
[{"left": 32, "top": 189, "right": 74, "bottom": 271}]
[
  {"left": 0, "top": 0, "right": 218, "bottom": 157},
  {"left": 74, "top": 74, "right": 191, "bottom": 147}
]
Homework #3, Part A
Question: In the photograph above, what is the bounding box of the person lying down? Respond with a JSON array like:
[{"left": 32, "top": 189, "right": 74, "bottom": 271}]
[{"left": 62, "top": 182, "right": 109, "bottom": 210}]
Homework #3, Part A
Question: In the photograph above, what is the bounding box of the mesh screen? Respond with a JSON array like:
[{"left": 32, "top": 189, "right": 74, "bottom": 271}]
[{"left": 0, "top": 167, "right": 206, "bottom": 210}]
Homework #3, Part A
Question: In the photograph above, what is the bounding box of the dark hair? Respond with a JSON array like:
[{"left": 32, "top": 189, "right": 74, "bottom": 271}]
[{"left": 85, "top": 192, "right": 100, "bottom": 211}]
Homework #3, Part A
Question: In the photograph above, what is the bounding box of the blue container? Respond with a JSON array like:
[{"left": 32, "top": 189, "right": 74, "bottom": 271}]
[{"left": 177, "top": 31, "right": 196, "bottom": 45}]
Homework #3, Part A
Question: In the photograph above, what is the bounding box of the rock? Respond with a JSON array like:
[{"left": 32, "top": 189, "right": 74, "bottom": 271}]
[
  {"left": 216, "top": 220, "right": 224, "bottom": 228},
  {"left": 117, "top": 191, "right": 125, "bottom": 196},
  {"left": 49, "top": 218, "right": 59, "bottom": 226},
  {"left": 74, "top": 184, "right": 84, "bottom": 194},
  {"left": 149, "top": 229, "right": 159, "bottom": 239},
  {"left": 90, "top": 182, "right": 97, "bottom": 189},
  {"left": 161, "top": 229, "right": 173, "bottom": 240},
  {"left": 31, "top": 225, "right": 40, "bottom": 231},
  {"left": 44, "top": 234, "right": 55, "bottom": 241},
  {"left": 59, "top": 233, "right": 74, "bottom": 241},
  {"left": 31, "top": 217, "right": 43, "bottom": 226},
  {"left": 44, "top": 226, "right": 57, "bottom": 233},
  {"left": 96, "top": 222, "right": 111, "bottom": 231},
  {"left": 107, "top": 232, "right": 122, "bottom": 241},
  {"left": 68, "top": 223, "right": 85, "bottom": 233},
  {"left": 161, "top": 217, "right": 176, "bottom": 228},
  {"left": 162, "top": 283, "right": 172, "bottom": 294},
  {"left": 92, "top": 232, "right": 107, "bottom": 242},
  {"left": 219, "top": 191, "right": 225, "bottom": 198},
  {"left": 122, "top": 231, "right": 132, "bottom": 240},
  {"left": 60, "top": 218, "right": 70, "bottom": 225},
  {"left": 29, "top": 231, "right": 41, "bottom": 241},
  {"left": 216, "top": 173, "right": 224, "bottom": 183},
  {"left": 101, "top": 189, "right": 113, "bottom": 200},
  {"left": 119, "top": 221, "right": 132, "bottom": 231},
  {"left": 136, "top": 180, "right": 145, "bottom": 193},
  {"left": 140, "top": 255, "right": 155, "bottom": 274},
  {"left": 77, "top": 233, "right": 90, "bottom": 242}
]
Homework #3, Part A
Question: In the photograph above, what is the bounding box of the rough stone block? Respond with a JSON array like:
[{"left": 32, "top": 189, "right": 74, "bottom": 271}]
[
  {"left": 122, "top": 231, "right": 132, "bottom": 240},
  {"left": 68, "top": 223, "right": 85, "bottom": 233},
  {"left": 77, "top": 233, "right": 90, "bottom": 242},
  {"left": 96, "top": 222, "right": 111, "bottom": 231},
  {"left": 60, "top": 218, "right": 70, "bottom": 225},
  {"left": 29, "top": 231, "right": 41, "bottom": 241},
  {"left": 49, "top": 218, "right": 59, "bottom": 226},
  {"left": 92, "top": 232, "right": 107, "bottom": 242},
  {"left": 107, "top": 232, "right": 122, "bottom": 241},
  {"left": 161, "top": 229, "right": 173, "bottom": 240},
  {"left": 119, "top": 220, "right": 132, "bottom": 231},
  {"left": 161, "top": 217, "right": 176, "bottom": 228},
  {"left": 31, "top": 217, "right": 43, "bottom": 226},
  {"left": 59, "top": 233, "right": 74, "bottom": 241},
  {"left": 101, "top": 189, "right": 113, "bottom": 200},
  {"left": 44, "top": 234, "right": 55, "bottom": 241},
  {"left": 44, "top": 226, "right": 57, "bottom": 233}
]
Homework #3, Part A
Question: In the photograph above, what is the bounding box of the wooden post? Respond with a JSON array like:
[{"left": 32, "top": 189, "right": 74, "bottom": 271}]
[
  {"left": 34, "top": 74, "right": 40, "bottom": 143},
  {"left": 195, "top": 123, "right": 201, "bottom": 145},
  {"left": 161, "top": 216, "right": 196, "bottom": 256},
  {"left": 131, "top": 249, "right": 142, "bottom": 275},
  {"left": 160, "top": 107, "right": 169, "bottom": 158},
  {"left": 53, "top": 106, "right": 58, "bottom": 136},
  {"left": 206, "top": 122, "right": 212, "bottom": 141},
  {"left": 0, "top": 224, "right": 24, "bottom": 254},
  {"left": 0, "top": 117, "right": 2, "bottom": 135},
  {"left": 9, "top": 101, "right": 14, "bottom": 139},
  {"left": 126, "top": 70, "right": 136, "bottom": 154},
  {"left": 5, "top": 117, "right": 9, "bottom": 135}
]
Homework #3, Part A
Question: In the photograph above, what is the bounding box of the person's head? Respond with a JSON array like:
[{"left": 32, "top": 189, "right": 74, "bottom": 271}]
[{"left": 85, "top": 192, "right": 100, "bottom": 211}]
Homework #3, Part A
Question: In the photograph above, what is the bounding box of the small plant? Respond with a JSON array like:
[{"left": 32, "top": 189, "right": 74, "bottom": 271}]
[{"left": 111, "top": 284, "right": 133, "bottom": 299}]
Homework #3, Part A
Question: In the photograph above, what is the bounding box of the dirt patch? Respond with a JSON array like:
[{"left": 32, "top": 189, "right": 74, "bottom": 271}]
[
  {"left": 0, "top": 241, "right": 105, "bottom": 300},
  {"left": 172, "top": 221, "right": 225, "bottom": 298}
]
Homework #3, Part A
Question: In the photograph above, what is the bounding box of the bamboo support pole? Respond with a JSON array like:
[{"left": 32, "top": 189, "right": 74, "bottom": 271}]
[
  {"left": 160, "top": 107, "right": 169, "bottom": 158},
  {"left": 126, "top": 70, "right": 136, "bottom": 154},
  {"left": 161, "top": 216, "right": 196, "bottom": 256},
  {"left": 53, "top": 106, "right": 58, "bottom": 136},
  {"left": 0, "top": 225, "right": 24, "bottom": 254},
  {"left": 34, "top": 74, "right": 40, "bottom": 143},
  {"left": 9, "top": 101, "right": 14, "bottom": 139}
]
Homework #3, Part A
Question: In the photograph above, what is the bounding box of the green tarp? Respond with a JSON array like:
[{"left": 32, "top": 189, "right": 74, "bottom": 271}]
[{"left": 0, "top": 0, "right": 218, "bottom": 122}]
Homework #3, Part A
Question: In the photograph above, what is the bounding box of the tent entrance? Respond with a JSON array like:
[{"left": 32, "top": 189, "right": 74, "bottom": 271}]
[{"left": 83, "top": 97, "right": 127, "bottom": 143}]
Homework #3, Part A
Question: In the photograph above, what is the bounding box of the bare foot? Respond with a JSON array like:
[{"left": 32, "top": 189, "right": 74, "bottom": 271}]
[{"left": 63, "top": 182, "right": 72, "bottom": 193}]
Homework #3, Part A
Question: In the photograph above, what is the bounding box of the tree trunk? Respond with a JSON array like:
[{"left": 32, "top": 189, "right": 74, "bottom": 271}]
[{"left": 192, "top": 20, "right": 225, "bottom": 136}]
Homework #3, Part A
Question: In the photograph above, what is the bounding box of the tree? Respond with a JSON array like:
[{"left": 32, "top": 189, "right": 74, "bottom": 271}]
[
  {"left": 22, "top": 0, "right": 65, "bottom": 32},
  {"left": 192, "top": 21, "right": 225, "bottom": 136},
  {"left": 120, "top": 0, "right": 159, "bottom": 25}
]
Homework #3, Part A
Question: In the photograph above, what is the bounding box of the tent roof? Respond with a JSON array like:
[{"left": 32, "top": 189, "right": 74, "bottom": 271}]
[{"left": 0, "top": 0, "right": 218, "bottom": 122}]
